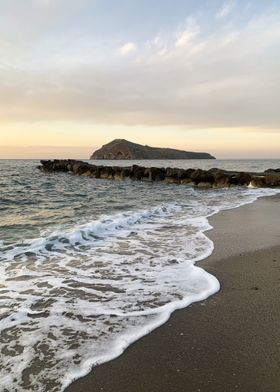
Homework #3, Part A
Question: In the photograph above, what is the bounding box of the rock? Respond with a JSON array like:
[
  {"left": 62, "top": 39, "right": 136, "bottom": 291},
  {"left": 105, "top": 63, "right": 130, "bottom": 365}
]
[
  {"left": 264, "top": 168, "right": 280, "bottom": 173},
  {"left": 229, "top": 172, "right": 252, "bottom": 186},
  {"left": 249, "top": 177, "right": 266, "bottom": 187},
  {"left": 72, "top": 162, "right": 91, "bottom": 175},
  {"left": 213, "top": 173, "right": 231, "bottom": 188},
  {"left": 236, "top": 172, "right": 252, "bottom": 185},
  {"left": 165, "top": 167, "right": 181, "bottom": 180},
  {"left": 165, "top": 168, "right": 186, "bottom": 183},
  {"left": 131, "top": 165, "right": 146, "bottom": 180},
  {"left": 165, "top": 168, "right": 195, "bottom": 183},
  {"left": 264, "top": 174, "right": 280, "bottom": 187},
  {"left": 38, "top": 160, "right": 280, "bottom": 189},
  {"left": 197, "top": 182, "right": 212, "bottom": 188},
  {"left": 91, "top": 139, "right": 215, "bottom": 160},
  {"left": 112, "top": 167, "right": 132, "bottom": 180},
  {"left": 100, "top": 167, "right": 115, "bottom": 179},
  {"left": 208, "top": 168, "right": 225, "bottom": 174},
  {"left": 180, "top": 178, "right": 195, "bottom": 185},
  {"left": 143, "top": 167, "right": 166, "bottom": 181},
  {"left": 190, "top": 169, "right": 214, "bottom": 185}
]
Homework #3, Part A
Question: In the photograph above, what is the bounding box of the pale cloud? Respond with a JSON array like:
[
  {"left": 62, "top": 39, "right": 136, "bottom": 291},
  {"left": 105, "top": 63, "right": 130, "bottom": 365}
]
[
  {"left": 153, "top": 36, "right": 161, "bottom": 46},
  {"left": 33, "top": 0, "right": 53, "bottom": 6},
  {"left": 221, "top": 30, "right": 240, "bottom": 46},
  {"left": 0, "top": 5, "right": 279, "bottom": 132},
  {"left": 119, "top": 42, "right": 137, "bottom": 55},
  {"left": 175, "top": 17, "right": 200, "bottom": 48},
  {"left": 188, "top": 41, "right": 208, "bottom": 56},
  {"left": 216, "top": 0, "right": 236, "bottom": 19}
]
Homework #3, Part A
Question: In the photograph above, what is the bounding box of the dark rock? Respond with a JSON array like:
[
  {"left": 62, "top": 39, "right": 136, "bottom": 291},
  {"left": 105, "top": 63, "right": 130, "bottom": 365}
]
[
  {"left": 131, "top": 165, "right": 146, "bottom": 180},
  {"left": 165, "top": 168, "right": 195, "bottom": 183},
  {"left": 38, "top": 160, "right": 280, "bottom": 189},
  {"left": 236, "top": 172, "right": 252, "bottom": 185},
  {"left": 213, "top": 172, "right": 231, "bottom": 188},
  {"left": 100, "top": 167, "right": 115, "bottom": 179},
  {"left": 264, "top": 174, "right": 280, "bottom": 187},
  {"left": 180, "top": 178, "right": 195, "bottom": 185},
  {"left": 208, "top": 168, "right": 225, "bottom": 174},
  {"left": 143, "top": 167, "right": 166, "bottom": 181},
  {"left": 264, "top": 168, "right": 280, "bottom": 173},
  {"left": 190, "top": 169, "right": 214, "bottom": 185},
  {"left": 229, "top": 172, "right": 252, "bottom": 186},
  {"left": 197, "top": 181, "right": 212, "bottom": 188},
  {"left": 165, "top": 168, "right": 185, "bottom": 183},
  {"left": 72, "top": 162, "right": 91, "bottom": 175},
  {"left": 249, "top": 177, "right": 266, "bottom": 187},
  {"left": 111, "top": 167, "right": 132, "bottom": 180},
  {"left": 165, "top": 167, "right": 181, "bottom": 179}
]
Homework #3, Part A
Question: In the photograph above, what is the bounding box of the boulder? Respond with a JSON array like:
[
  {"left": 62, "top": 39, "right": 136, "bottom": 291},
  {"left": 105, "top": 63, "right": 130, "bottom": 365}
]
[
  {"left": 213, "top": 172, "right": 231, "bottom": 188},
  {"left": 100, "top": 167, "right": 115, "bottom": 179},
  {"left": 143, "top": 167, "right": 166, "bottom": 181},
  {"left": 131, "top": 165, "right": 146, "bottom": 180},
  {"left": 113, "top": 167, "right": 132, "bottom": 180},
  {"left": 264, "top": 174, "right": 280, "bottom": 187},
  {"left": 71, "top": 162, "right": 91, "bottom": 175},
  {"left": 197, "top": 181, "right": 212, "bottom": 188},
  {"left": 264, "top": 168, "right": 280, "bottom": 173},
  {"left": 229, "top": 172, "right": 252, "bottom": 186},
  {"left": 249, "top": 177, "right": 266, "bottom": 187},
  {"left": 165, "top": 168, "right": 195, "bottom": 182},
  {"left": 190, "top": 169, "right": 214, "bottom": 185}
]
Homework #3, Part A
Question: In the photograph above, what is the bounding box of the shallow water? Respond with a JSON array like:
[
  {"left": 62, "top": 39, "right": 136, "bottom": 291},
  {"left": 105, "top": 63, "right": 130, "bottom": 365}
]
[{"left": 0, "top": 160, "right": 279, "bottom": 392}]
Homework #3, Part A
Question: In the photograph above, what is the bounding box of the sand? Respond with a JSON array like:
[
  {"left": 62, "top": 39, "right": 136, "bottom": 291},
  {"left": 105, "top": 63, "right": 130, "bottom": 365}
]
[{"left": 66, "top": 194, "right": 280, "bottom": 392}]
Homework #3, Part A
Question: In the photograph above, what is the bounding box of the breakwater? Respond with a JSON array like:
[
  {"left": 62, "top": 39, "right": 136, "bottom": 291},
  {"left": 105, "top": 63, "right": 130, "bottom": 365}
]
[{"left": 38, "top": 160, "right": 280, "bottom": 188}]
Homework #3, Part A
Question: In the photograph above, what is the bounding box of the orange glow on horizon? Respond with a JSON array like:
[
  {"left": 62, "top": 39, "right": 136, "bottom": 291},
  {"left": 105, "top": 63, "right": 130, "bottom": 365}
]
[{"left": 0, "top": 122, "right": 279, "bottom": 159}]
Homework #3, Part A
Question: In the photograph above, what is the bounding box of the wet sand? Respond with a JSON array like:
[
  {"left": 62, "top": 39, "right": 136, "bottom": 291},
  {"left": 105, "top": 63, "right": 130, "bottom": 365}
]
[{"left": 66, "top": 194, "right": 280, "bottom": 392}]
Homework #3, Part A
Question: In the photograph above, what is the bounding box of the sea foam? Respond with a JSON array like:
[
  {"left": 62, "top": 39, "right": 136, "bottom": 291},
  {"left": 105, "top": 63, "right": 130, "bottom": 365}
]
[{"left": 0, "top": 186, "right": 279, "bottom": 392}]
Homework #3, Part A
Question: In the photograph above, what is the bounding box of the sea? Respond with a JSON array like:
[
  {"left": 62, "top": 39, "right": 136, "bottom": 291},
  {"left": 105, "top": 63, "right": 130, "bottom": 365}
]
[{"left": 0, "top": 159, "right": 280, "bottom": 392}]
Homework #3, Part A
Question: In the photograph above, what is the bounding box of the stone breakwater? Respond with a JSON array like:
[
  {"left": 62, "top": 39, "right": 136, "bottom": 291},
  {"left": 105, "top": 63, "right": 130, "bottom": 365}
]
[{"left": 38, "top": 160, "right": 280, "bottom": 188}]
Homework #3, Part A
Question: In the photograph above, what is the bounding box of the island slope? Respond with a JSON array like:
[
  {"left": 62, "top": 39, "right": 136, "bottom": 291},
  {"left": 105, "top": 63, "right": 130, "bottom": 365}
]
[{"left": 90, "top": 139, "right": 215, "bottom": 160}]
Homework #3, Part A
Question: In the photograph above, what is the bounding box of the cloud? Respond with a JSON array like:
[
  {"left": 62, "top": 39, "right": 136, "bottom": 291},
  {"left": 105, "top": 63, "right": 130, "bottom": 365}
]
[
  {"left": 0, "top": 4, "right": 279, "bottom": 131},
  {"left": 216, "top": 0, "right": 236, "bottom": 19},
  {"left": 118, "top": 42, "right": 137, "bottom": 55},
  {"left": 221, "top": 30, "right": 240, "bottom": 46},
  {"left": 175, "top": 17, "right": 200, "bottom": 48},
  {"left": 33, "top": 0, "right": 54, "bottom": 6}
]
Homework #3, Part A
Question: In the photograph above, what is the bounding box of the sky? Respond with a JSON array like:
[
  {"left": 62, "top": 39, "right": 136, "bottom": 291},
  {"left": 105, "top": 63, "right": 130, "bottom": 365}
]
[{"left": 0, "top": 0, "right": 279, "bottom": 159}]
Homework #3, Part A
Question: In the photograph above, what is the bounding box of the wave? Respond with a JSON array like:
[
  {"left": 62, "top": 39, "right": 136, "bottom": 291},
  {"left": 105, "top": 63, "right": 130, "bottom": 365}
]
[{"left": 0, "top": 187, "right": 279, "bottom": 392}]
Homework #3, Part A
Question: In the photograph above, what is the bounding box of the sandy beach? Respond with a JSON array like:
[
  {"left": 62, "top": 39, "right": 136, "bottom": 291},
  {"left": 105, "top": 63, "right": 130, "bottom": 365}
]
[{"left": 66, "top": 194, "right": 280, "bottom": 392}]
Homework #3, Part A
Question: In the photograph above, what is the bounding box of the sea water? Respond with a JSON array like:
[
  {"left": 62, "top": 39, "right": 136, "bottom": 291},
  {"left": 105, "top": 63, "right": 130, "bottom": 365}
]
[{"left": 0, "top": 159, "right": 279, "bottom": 392}]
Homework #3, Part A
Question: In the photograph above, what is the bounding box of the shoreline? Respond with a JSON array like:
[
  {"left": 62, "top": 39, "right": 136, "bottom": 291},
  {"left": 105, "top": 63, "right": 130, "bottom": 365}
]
[{"left": 66, "top": 194, "right": 280, "bottom": 392}]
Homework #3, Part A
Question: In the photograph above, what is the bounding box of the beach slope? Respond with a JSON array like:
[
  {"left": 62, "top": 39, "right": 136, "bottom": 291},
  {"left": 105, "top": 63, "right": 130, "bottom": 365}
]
[{"left": 66, "top": 195, "right": 280, "bottom": 392}]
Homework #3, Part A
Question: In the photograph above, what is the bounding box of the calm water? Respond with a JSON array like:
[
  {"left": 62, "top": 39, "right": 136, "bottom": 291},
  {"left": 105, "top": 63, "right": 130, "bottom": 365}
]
[{"left": 0, "top": 159, "right": 279, "bottom": 392}]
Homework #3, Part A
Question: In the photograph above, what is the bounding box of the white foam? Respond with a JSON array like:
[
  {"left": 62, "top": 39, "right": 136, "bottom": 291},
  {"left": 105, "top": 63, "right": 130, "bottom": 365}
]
[{"left": 0, "top": 187, "right": 279, "bottom": 392}]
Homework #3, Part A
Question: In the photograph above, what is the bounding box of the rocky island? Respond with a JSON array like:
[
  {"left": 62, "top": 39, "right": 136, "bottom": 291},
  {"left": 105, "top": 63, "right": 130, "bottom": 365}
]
[{"left": 90, "top": 139, "right": 215, "bottom": 160}]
